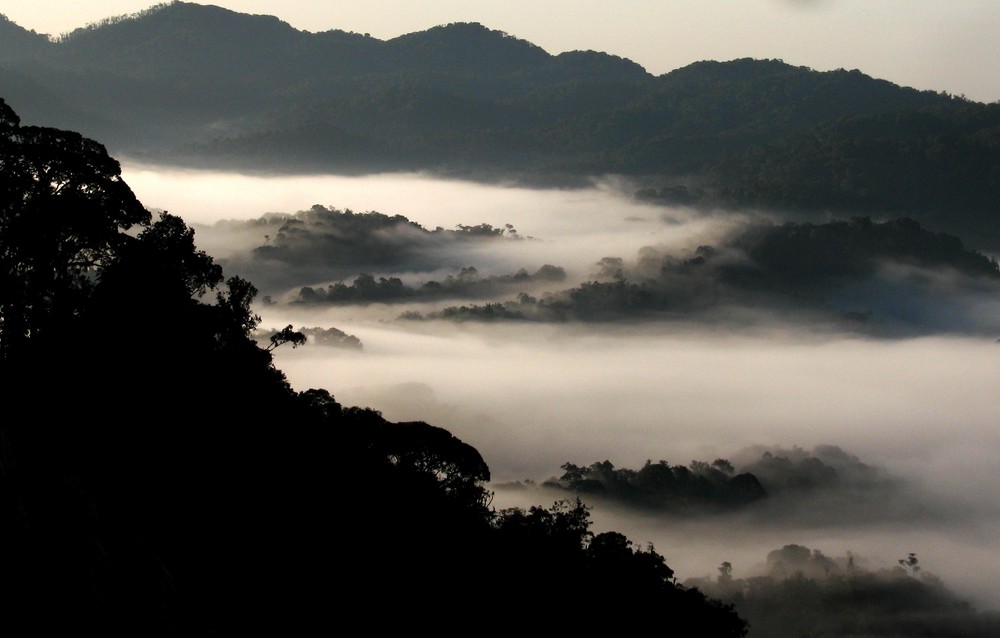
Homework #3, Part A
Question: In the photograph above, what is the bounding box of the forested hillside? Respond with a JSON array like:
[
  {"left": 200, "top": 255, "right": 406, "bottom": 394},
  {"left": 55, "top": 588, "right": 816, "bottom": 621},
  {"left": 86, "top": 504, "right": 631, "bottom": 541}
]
[
  {"left": 1, "top": 3, "right": 997, "bottom": 247},
  {"left": 0, "top": 98, "right": 748, "bottom": 634}
]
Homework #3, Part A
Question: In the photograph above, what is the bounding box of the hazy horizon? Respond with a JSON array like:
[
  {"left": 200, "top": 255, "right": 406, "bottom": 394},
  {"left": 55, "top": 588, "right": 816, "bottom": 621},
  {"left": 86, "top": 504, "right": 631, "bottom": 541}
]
[{"left": 6, "top": 1, "right": 1000, "bottom": 103}]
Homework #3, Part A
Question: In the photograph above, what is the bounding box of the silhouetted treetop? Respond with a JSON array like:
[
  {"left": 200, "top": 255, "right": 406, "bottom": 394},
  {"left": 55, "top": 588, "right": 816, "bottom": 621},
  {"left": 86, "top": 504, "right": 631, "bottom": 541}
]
[
  {"left": 541, "top": 457, "right": 766, "bottom": 512},
  {"left": 252, "top": 325, "right": 361, "bottom": 349},
  {"left": 498, "top": 444, "right": 918, "bottom": 528},
  {"left": 489, "top": 498, "right": 747, "bottom": 632},
  {"left": 0, "top": 97, "right": 149, "bottom": 358}
]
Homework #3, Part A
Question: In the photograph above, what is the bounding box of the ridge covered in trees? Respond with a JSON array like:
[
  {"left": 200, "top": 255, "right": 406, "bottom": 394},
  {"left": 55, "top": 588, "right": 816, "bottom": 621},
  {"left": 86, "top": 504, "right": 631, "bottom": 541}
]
[
  {"left": 0, "top": 99, "right": 748, "bottom": 634},
  {"left": 402, "top": 216, "right": 1000, "bottom": 334},
  {"left": 202, "top": 203, "right": 1000, "bottom": 337},
  {"left": 501, "top": 445, "right": 904, "bottom": 521},
  {"left": 209, "top": 205, "right": 527, "bottom": 293},
  {"left": 1, "top": 3, "right": 997, "bottom": 246}
]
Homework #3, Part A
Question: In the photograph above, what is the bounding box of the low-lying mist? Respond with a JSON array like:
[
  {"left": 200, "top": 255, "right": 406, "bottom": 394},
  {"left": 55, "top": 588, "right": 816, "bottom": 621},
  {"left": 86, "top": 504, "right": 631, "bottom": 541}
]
[
  {"left": 122, "top": 161, "right": 708, "bottom": 269},
  {"left": 125, "top": 163, "right": 1000, "bottom": 614},
  {"left": 263, "top": 302, "right": 1000, "bottom": 612}
]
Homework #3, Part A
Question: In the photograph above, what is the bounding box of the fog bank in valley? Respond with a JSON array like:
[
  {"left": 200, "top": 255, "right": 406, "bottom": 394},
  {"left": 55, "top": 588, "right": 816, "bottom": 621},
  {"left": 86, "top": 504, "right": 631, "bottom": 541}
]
[
  {"left": 266, "top": 320, "right": 1000, "bottom": 610},
  {"left": 126, "top": 166, "right": 1000, "bottom": 614},
  {"left": 121, "top": 163, "right": 705, "bottom": 279}
]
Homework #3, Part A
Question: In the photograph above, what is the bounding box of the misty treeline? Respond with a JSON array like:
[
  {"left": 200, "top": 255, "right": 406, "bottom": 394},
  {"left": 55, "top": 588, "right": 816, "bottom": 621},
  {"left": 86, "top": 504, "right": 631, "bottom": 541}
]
[
  {"left": 295, "top": 264, "right": 565, "bottom": 305},
  {"left": 687, "top": 544, "right": 1000, "bottom": 638},
  {"left": 548, "top": 457, "right": 767, "bottom": 511},
  {"left": 0, "top": 100, "right": 751, "bottom": 633},
  {"left": 506, "top": 439, "right": 1000, "bottom": 636},
  {"left": 404, "top": 216, "right": 1000, "bottom": 334},
  {"left": 211, "top": 204, "right": 526, "bottom": 292},
  {"left": 219, "top": 200, "right": 1000, "bottom": 335},
  {"left": 248, "top": 205, "right": 522, "bottom": 266},
  {"left": 3, "top": 4, "right": 999, "bottom": 246},
  {"left": 501, "top": 445, "right": 895, "bottom": 516}
]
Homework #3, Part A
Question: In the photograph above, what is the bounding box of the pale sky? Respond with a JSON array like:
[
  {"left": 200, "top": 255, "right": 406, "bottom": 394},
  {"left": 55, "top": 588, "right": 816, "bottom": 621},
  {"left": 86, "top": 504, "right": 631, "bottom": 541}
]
[{"left": 4, "top": 1, "right": 1000, "bottom": 103}]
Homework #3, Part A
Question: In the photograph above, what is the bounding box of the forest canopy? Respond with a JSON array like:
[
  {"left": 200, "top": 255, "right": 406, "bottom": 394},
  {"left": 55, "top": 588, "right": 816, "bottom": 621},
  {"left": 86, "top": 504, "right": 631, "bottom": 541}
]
[{"left": 403, "top": 216, "right": 1000, "bottom": 335}]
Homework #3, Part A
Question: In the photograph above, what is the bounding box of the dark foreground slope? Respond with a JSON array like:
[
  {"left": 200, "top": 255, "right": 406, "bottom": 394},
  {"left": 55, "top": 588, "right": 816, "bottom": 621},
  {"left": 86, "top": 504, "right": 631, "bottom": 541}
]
[{"left": 0, "top": 101, "right": 746, "bottom": 634}]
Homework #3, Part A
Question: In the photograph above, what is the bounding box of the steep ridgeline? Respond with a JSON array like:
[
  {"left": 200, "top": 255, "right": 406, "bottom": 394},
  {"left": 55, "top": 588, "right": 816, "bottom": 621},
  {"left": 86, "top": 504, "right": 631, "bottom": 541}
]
[{"left": 0, "top": 2, "right": 649, "bottom": 156}]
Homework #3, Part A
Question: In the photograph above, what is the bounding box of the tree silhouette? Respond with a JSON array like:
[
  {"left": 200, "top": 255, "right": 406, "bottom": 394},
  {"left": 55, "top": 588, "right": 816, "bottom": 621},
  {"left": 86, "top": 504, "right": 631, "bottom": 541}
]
[
  {"left": 0, "top": 100, "right": 748, "bottom": 636},
  {"left": 265, "top": 324, "right": 307, "bottom": 350},
  {"left": 0, "top": 97, "right": 149, "bottom": 360},
  {"left": 898, "top": 552, "right": 920, "bottom": 575}
]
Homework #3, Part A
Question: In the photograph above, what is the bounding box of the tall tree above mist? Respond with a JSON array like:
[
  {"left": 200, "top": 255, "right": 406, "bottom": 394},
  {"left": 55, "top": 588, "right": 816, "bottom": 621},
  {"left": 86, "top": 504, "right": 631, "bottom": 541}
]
[{"left": 0, "top": 97, "right": 149, "bottom": 359}]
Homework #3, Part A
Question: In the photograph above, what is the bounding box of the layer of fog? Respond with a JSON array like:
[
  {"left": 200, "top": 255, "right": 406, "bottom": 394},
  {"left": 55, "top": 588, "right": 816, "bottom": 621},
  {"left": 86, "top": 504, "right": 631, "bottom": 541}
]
[
  {"left": 122, "top": 162, "right": 725, "bottom": 295},
  {"left": 124, "top": 164, "right": 1000, "bottom": 612},
  {"left": 264, "top": 317, "right": 1000, "bottom": 609},
  {"left": 270, "top": 327, "right": 996, "bottom": 614}
]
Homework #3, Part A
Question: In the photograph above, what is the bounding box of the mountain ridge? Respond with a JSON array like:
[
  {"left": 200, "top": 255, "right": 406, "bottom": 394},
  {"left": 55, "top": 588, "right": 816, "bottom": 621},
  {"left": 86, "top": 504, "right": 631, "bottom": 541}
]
[{"left": 2, "top": 2, "right": 996, "bottom": 247}]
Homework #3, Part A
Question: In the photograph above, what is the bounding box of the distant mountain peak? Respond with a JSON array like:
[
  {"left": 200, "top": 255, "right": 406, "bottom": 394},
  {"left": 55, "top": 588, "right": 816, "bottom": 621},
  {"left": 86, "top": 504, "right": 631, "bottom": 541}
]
[
  {"left": 388, "top": 20, "right": 551, "bottom": 74},
  {"left": 401, "top": 21, "right": 530, "bottom": 39},
  {"left": 57, "top": 1, "right": 299, "bottom": 44}
]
